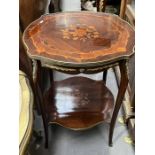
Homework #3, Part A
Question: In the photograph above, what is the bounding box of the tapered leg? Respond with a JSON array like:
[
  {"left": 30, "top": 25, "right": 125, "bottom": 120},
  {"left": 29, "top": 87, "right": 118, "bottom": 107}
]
[
  {"left": 109, "top": 60, "right": 129, "bottom": 146},
  {"left": 32, "top": 60, "right": 49, "bottom": 148},
  {"left": 103, "top": 69, "right": 108, "bottom": 84},
  {"left": 36, "top": 84, "right": 49, "bottom": 148},
  {"left": 49, "top": 69, "right": 54, "bottom": 84}
]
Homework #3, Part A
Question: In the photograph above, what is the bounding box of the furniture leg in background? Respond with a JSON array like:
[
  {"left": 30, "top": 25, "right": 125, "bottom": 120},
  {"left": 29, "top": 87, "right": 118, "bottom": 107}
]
[{"left": 96, "top": 0, "right": 107, "bottom": 12}]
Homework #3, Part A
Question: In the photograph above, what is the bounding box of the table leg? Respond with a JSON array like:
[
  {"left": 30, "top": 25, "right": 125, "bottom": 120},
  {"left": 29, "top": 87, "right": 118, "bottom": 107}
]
[
  {"left": 103, "top": 69, "right": 108, "bottom": 84},
  {"left": 49, "top": 69, "right": 54, "bottom": 84},
  {"left": 32, "top": 60, "right": 49, "bottom": 148},
  {"left": 109, "top": 60, "right": 129, "bottom": 146}
]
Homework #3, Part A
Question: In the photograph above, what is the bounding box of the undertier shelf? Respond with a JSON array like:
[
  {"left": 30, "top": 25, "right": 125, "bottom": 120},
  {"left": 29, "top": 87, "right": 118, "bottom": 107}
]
[{"left": 44, "top": 76, "right": 114, "bottom": 130}]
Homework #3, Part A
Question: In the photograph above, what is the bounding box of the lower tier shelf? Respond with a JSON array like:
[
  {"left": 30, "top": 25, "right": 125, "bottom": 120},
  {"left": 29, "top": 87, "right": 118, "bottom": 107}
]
[{"left": 44, "top": 76, "right": 114, "bottom": 130}]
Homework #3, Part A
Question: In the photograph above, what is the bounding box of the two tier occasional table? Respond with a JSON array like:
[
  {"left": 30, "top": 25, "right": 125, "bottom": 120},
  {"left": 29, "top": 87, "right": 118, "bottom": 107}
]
[{"left": 23, "top": 12, "right": 135, "bottom": 148}]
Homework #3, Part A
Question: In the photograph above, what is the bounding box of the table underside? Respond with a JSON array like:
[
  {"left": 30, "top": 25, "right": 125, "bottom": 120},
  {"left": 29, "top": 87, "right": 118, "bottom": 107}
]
[{"left": 44, "top": 76, "right": 114, "bottom": 130}]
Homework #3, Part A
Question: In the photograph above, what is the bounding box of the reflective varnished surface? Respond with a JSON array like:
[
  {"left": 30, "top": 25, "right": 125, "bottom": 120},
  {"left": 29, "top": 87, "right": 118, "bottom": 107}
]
[
  {"left": 23, "top": 12, "right": 135, "bottom": 67},
  {"left": 44, "top": 76, "right": 114, "bottom": 130}
]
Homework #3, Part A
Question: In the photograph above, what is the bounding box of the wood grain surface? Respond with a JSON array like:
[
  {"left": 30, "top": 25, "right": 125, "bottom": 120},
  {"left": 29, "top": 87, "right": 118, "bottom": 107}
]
[
  {"left": 44, "top": 76, "right": 114, "bottom": 130},
  {"left": 23, "top": 12, "right": 135, "bottom": 67}
]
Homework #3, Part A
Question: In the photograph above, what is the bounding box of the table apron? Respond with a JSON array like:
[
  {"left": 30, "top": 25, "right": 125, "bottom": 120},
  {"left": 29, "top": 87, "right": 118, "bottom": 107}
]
[{"left": 41, "top": 61, "right": 119, "bottom": 74}]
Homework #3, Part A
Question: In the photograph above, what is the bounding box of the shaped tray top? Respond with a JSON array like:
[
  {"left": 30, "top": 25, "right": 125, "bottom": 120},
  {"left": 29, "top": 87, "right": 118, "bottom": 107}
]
[{"left": 23, "top": 12, "right": 135, "bottom": 67}]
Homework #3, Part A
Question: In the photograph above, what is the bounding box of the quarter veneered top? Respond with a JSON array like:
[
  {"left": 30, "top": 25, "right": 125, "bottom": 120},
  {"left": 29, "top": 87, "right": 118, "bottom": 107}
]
[{"left": 23, "top": 12, "right": 135, "bottom": 67}]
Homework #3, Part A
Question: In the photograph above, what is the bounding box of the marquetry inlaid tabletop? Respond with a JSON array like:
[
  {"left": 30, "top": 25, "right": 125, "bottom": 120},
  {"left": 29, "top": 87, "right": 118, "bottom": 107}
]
[{"left": 23, "top": 12, "right": 134, "bottom": 67}]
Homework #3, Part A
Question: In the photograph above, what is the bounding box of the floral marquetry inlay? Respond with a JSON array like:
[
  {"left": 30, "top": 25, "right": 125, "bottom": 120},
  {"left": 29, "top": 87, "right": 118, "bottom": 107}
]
[
  {"left": 61, "top": 24, "right": 100, "bottom": 42},
  {"left": 23, "top": 12, "right": 135, "bottom": 66}
]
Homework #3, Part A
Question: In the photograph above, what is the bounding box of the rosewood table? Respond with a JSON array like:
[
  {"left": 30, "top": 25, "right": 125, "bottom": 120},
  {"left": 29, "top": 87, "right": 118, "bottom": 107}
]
[{"left": 23, "top": 11, "right": 135, "bottom": 148}]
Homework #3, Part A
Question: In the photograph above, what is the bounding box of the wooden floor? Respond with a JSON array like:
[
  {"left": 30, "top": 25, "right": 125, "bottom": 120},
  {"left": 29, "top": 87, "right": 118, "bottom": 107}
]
[{"left": 29, "top": 69, "right": 134, "bottom": 155}]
